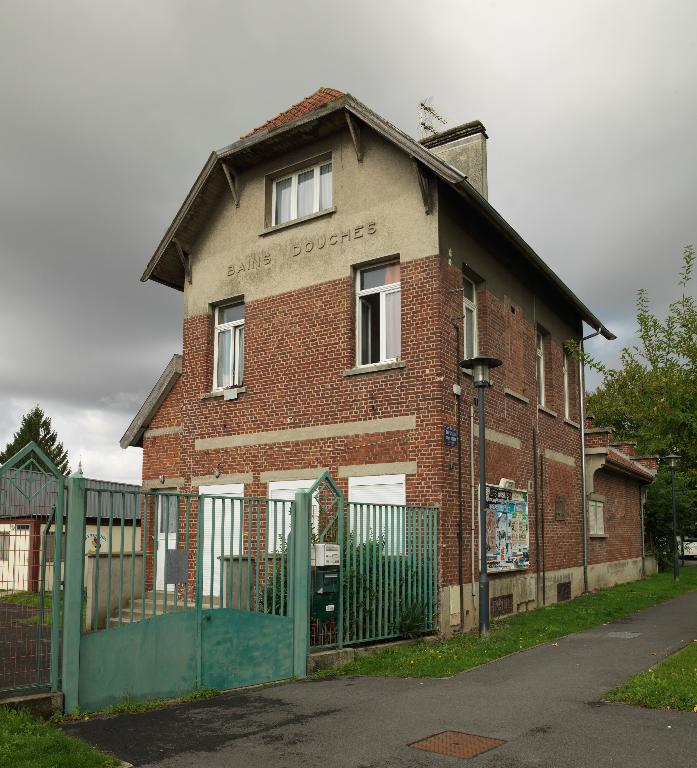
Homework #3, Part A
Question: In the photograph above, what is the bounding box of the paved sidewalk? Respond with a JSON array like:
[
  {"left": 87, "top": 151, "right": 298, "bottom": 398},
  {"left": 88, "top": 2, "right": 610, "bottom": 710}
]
[{"left": 63, "top": 591, "right": 697, "bottom": 767}]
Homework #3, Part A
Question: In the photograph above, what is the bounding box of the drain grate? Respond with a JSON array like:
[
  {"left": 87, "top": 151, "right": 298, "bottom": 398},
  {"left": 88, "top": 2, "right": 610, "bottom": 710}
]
[{"left": 409, "top": 731, "right": 505, "bottom": 759}]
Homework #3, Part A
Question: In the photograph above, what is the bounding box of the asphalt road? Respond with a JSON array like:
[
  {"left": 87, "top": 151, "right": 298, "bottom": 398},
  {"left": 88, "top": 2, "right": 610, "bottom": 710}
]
[{"left": 63, "top": 590, "right": 697, "bottom": 767}]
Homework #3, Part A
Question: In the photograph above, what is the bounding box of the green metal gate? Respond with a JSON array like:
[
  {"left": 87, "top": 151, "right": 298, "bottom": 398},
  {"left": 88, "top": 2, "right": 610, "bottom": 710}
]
[
  {"left": 62, "top": 478, "right": 312, "bottom": 712},
  {"left": 0, "top": 443, "right": 64, "bottom": 697}
]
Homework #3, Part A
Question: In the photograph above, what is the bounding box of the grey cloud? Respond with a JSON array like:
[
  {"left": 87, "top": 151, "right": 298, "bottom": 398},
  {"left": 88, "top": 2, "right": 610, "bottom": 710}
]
[{"left": 1, "top": 0, "right": 695, "bottom": 480}]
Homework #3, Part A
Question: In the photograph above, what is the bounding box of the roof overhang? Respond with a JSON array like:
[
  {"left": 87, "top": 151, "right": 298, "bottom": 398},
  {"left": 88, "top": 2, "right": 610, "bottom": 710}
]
[
  {"left": 585, "top": 446, "right": 656, "bottom": 495},
  {"left": 120, "top": 355, "right": 182, "bottom": 449},
  {"left": 140, "top": 94, "right": 613, "bottom": 339}
]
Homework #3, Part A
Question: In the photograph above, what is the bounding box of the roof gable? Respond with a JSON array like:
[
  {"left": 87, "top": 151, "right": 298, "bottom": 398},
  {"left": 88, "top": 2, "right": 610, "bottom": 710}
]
[
  {"left": 241, "top": 87, "right": 344, "bottom": 139},
  {"left": 139, "top": 90, "right": 613, "bottom": 339},
  {"left": 120, "top": 355, "right": 182, "bottom": 449}
]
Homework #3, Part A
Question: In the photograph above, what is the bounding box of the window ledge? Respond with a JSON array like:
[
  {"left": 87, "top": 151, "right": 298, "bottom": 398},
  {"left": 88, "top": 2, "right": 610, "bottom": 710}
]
[
  {"left": 590, "top": 533, "right": 608, "bottom": 539},
  {"left": 504, "top": 388, "right": 529, "bottom": 404},
  {"left": 564, "top": 417, "right": 580, "bottom": 429},
  {"left": 201, "top": 387, "right": 246, "bottom": 400},
  {"left": 343, "top": 361, "right": 407, "bottom": 378},
  {"left": 260, "top": 207, "right": 336, "bottom": 237},
  {"left": 538, "top": 405, "right": 558, "bottom": 418}
]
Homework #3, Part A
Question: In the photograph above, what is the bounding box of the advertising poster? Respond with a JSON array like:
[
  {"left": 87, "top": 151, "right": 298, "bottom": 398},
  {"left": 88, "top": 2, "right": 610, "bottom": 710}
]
[{"left": 485, "top": 485, "right": 529, "bottom": 572}]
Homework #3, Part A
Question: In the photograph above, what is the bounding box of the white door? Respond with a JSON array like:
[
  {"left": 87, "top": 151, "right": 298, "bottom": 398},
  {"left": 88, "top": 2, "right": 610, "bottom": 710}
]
[
  {"left": 199, "top": 484, "right": 244, "bottom": 600},
  {"left": 348, "top": 474, "right": 406, "bottom": 552},
  {"left": 267, "top": 479, "right": 320, "bottom": 552},
  {"left": 155, "top": 492, "right": 178, "bottom": 592}
]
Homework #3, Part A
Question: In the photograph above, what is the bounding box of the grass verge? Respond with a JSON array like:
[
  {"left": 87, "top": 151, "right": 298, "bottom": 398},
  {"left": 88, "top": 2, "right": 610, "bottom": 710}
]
[
  {"left": 311, "top": 569, "right": 697, "bottom": 679},
  {"left": 0, "top": 708, "right": 119, "bottom": 768},
  {"left": 605, "top": 641, "right": 697, "bottom": 711}
]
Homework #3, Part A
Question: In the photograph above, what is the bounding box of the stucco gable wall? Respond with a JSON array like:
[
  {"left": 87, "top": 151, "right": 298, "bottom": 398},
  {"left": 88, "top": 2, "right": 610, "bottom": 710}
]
[{"left": 183, "top": 126, "right": 439, "bottom": 318}]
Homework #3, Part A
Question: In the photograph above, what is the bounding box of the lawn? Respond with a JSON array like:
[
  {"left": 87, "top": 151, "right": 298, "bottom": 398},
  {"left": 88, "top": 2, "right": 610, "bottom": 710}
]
[
  {"left": 0, "top": 591, "right": 53, "bottom": 609},
  {"left": 312, "top": 569, "right": 697, "bottom": 679},
  {"left": 0, "top": 708, "right": 119, "bottom": 768},
  {"left": 605, "top": 641, "right": 697, "bottom": 711}
]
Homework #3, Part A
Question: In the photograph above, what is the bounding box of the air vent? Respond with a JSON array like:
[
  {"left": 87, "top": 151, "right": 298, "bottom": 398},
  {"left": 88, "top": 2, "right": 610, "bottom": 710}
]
[
  {"left": 557, "top": 581, "right": 571, "bottom": 602},
  {"left": 490, "top": 593, "right": 514, "bottom": 618}
]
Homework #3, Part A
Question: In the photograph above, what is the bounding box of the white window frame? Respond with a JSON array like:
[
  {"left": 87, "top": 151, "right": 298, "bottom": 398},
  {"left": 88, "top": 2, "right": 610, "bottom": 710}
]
[
  {"left": 563, "top": 351, "right": 570, "bottom": 419},
  {"left": 271, "top": 160, "right": 332, "bottom": 226},
  {"left": 463, "top": 275, "right": 478, "bottom": 360},
  {"left": 588, "top": 498, "right": 605, "bottom": 536},
  {"left": 536, "top": 332, "right": 546, "bottom": 407},
  {"left": 213, "top": 303, "right": 244, "bottom": 391},
  {"left": 356, "top": 264, "right": 401, "bottom": 366},
  {"left": 267, "top": 479, "right": 320, "bottom": 553},
  {"left": 348, "top": 473, "right": 406, "bottom": 552}
]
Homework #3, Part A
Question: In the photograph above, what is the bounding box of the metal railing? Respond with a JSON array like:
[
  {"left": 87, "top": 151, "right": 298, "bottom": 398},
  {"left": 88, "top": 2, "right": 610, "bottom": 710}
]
[{"left": 341, "top": 502, "right": 438, "bottom": 646}]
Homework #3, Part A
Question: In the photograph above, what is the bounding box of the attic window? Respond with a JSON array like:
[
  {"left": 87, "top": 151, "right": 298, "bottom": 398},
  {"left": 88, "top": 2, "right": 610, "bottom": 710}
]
[{"left": 272, "top": 161, "right": 332, "bottom": 226}]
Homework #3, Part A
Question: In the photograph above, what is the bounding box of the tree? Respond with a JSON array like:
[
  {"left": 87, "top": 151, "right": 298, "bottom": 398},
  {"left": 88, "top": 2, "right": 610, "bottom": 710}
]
[
  {"left": 581, "top": 245, "right": 697, "bottom": 567},
  {"left": 0, "top": 405, "right": 70, "bottom": 475}
]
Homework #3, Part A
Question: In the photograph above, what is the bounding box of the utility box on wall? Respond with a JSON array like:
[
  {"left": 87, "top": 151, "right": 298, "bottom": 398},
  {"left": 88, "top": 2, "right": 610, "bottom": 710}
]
[{"left": 311, "top": 543, "right": 340, "bottom": 620}]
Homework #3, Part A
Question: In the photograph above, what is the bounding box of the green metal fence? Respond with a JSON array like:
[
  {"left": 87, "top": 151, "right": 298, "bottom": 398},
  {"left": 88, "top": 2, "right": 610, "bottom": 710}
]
[
  {"left": 341, "top": 502, "right": 438, "bottom": 646},
  {"left": 0, "top": 443, "right": 64, "bottom": 697}
]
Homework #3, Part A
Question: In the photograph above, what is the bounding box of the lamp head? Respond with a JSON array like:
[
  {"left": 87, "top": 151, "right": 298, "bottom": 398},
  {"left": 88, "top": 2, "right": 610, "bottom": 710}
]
[
  {"left": 665, "top": 452, "right": 680, "bottom": 469},
  {"left": 459, "top": 356, "right": 502, "bottom": 386}
]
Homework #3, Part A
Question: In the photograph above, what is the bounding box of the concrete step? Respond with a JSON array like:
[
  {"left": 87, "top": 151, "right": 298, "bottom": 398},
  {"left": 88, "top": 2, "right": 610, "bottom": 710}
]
[{"left": 107, "top": 592, "right": 223, "bottom": 626}]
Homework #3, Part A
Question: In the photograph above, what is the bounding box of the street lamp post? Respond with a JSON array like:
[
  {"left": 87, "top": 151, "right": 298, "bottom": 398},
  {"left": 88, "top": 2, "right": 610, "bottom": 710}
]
[
  {"left": 665, "top": 453, "right": 680, "bottom": 582},
  {"left": 460, "top": 356, "right": 502, "bottom": 638}
]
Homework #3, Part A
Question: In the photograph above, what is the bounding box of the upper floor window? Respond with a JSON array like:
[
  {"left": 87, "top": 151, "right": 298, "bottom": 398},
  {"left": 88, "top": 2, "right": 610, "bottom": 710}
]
[
  {"left": 463, "top": 275, "right": 478, "bottom": 360},
  {"left": 563, "top": 350, "right": 571, "bottom": 419},
  {"left": 272, "top": 160, "right": 332, "bottom": 226},
  {"left": 357, "top": 262, "right": 401, "bottom": 366},
  {"left": 536, "top": 331, "right": 546, "bottom": 406},
  {"left": 214, "top": 303, "right": 244, "bottom": 389}
]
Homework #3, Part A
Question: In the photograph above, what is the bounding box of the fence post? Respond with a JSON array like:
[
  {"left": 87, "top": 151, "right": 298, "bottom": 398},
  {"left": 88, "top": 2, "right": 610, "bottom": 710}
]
[
  {"left": 61, "top": 473, "right": 86, "bottom": 713},
  {"left": 291, "top": 490, "right": 310, "bottom": 678}
]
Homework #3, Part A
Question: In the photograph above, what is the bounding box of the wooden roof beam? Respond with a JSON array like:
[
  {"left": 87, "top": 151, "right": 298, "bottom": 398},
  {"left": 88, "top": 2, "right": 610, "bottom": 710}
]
[
  {"left": 173, "top": 238, "right": 192, "bottom": 284},
  {"left": 345, "top": 110, "right": 363, "bottom": 161},
  {"left": 412, "top": 159, "right": 432, "bottom": 215},
  {"left": 221, "top": 162, "right": 240, "bottom": 207}
]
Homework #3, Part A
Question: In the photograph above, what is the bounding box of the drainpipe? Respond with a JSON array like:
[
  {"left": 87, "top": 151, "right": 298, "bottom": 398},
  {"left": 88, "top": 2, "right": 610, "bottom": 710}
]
[
  {"left": 470, "top": 405, "right": 476, "bottom": 597},
  {"left": 579, "top": 329, "right": 601, "bottom": 594},
  {"left": 533, "top": 426, "right": 541, "bottom": 605},
  {"left": 453, "top": 322, "right": 465, "bottom": 632},
  {"left": 640, "top": 486, "right": 647, "bottom": 577}
]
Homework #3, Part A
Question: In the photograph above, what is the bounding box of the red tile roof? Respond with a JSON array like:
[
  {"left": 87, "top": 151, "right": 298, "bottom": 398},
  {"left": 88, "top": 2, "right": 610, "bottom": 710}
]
[
  {"left": 241, "top": 87, "right": 345, "bottom": 139},
  {"left": 606, "top": 446, "right": 656, "bottom": 482}
]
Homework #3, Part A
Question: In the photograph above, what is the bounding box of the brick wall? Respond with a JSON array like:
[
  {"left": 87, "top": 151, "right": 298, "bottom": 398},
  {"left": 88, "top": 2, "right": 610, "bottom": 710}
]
[
  {"left": 589, "top": 468, "right": 643, "bottom": 565},
  {"left": 141, "top": 248, "right": 641, "bottom": 599}
]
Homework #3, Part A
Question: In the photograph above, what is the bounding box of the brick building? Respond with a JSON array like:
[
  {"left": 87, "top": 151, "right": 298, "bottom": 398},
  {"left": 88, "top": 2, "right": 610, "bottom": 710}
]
[{"left": 121, "top": 88, "right": 655, "bottom": 634}]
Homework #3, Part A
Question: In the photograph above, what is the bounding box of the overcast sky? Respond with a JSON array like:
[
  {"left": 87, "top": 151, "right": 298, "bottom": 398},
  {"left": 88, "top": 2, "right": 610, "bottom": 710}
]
[{"left": 1, "top": 0, "right": 695, "bottom": 483}]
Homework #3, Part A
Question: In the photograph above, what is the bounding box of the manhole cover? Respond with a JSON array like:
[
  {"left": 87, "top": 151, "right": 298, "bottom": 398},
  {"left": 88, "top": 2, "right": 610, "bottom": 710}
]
[
  {"left": 409, "top": 731, "right": 505, "bottom": 759},
  {"left": 607, "top": 631, "right": 641, "bottom": 639}
]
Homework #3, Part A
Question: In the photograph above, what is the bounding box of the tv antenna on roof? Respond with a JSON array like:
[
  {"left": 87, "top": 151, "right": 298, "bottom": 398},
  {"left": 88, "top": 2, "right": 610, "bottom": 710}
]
[{"left": 419, "top": 97, "right": 447, "bottom": 139}]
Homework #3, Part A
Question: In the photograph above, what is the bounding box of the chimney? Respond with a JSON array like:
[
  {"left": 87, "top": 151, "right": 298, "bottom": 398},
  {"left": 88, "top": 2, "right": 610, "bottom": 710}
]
[
  {"left": 632, "top": 456, "right": 659, "bottom": 473},
  {"left": 420, "top": 121, "right": 488, "bottom": 198},
  {"left": 610, "top": 441, "right": 637, "bottom": 457},
  {"left": 584, "top": 425, "right": 613, "bottom": 449}
]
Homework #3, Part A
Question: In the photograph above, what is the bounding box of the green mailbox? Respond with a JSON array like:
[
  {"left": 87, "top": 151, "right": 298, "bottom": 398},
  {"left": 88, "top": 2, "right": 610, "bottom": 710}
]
[{"left": 311, "top": 544, "right": 340, "bottom": 621}]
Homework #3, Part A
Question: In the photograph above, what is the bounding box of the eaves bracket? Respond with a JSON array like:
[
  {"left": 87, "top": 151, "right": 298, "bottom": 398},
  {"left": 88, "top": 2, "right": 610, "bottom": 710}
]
[
  {"left": 412, "top": 159, "right": 432, "bottom": 215},
  {"left": 345, "top": 110, "right": 363, "bottom": 162},
  {"left": 221, "top": 162, "right": 240, "bottom": 207},
  {"left": 173, "top": 238, "right": 192, "bottom": 284}
]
